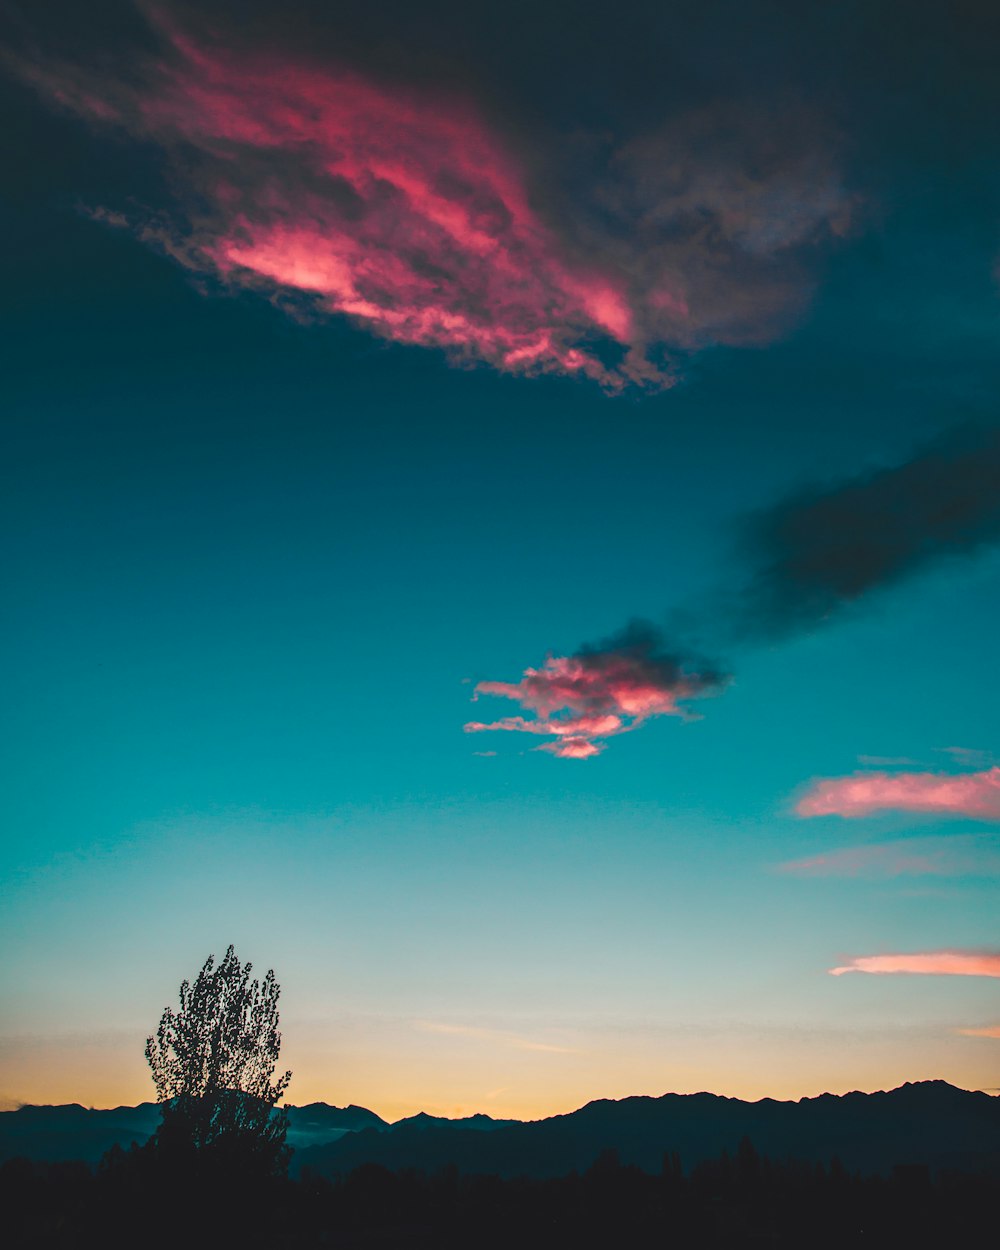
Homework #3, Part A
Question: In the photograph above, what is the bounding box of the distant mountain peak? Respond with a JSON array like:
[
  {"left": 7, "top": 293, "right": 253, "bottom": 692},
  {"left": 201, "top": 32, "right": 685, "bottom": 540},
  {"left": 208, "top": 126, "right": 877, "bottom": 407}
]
[{"left": 392, "top": 1111, "right": 513, "bottom": 1132}]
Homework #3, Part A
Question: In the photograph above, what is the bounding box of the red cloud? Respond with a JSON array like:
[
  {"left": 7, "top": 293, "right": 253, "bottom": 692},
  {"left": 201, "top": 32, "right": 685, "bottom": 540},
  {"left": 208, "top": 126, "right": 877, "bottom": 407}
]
[
  {"left": 829, "top": 952, "right": 1000, "bottom": 978},
  {"left": 465, "top": 625, "right": 727, "bottom": 758},
  {"left": 19, "top": 13, "right": 852, "bottom": 389},
  {"left": 21, "top": 23, "right": 644, "bottom": 387},
  {"left": 796, "top": 767, "right": 1000, "bottom": 821}
]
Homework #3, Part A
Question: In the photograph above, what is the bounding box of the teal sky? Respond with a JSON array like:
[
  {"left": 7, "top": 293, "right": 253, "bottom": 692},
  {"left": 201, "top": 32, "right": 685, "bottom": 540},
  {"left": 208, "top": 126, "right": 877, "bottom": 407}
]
[{"left": 2, "top": 0, "right": 999, "bottom": 1119}]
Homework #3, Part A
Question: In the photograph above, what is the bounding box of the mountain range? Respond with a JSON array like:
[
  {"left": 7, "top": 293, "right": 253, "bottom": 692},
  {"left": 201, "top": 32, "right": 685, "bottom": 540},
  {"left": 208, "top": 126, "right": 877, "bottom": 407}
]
[
  {"left": 0, "top": 1101, "right": 385, "bottom": 1164},
  {"left": 3, "top": 1081, "right": 997, "bottom": 1178}
]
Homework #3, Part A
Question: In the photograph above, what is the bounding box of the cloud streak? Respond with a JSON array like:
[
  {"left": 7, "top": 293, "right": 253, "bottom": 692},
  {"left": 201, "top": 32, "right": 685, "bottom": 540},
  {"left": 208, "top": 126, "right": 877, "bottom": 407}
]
[
  {"left": 829, "top": 951, "right": 1000, "bottom": 978},
  {"left": 776, "top": 836, "right": 1000, "bottom": 878},
  {"left": 15, "top": 8, "right": 853, "bottom": 389},
  {"left": 956, "top": 1025, "right": 1000, "bottom": 1038},
  {"left": 465, "top": 622, "right": 728, "bottom": 757},
  {"left": 797, "top": 767, "right": 1000, "bottom": 822},
  {"left": 415, "top": 1021, "right": 578, "bottom": 1054}
]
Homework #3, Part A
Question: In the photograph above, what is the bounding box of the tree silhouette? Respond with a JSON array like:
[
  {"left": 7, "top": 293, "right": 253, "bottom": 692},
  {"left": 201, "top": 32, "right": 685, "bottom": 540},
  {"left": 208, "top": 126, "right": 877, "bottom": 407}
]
[{"left": 145, "top": 945, "right": 292, "bottom": 1174}]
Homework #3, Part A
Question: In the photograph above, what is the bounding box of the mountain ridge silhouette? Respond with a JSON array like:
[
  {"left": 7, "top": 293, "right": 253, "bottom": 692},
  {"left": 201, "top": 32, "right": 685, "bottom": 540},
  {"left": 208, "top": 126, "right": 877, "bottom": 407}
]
[
  {"left": 3, "top": 1081, "right": 997, "bottom": 1177},
  {"left": 292, "top": 1080, "right": 1000, "bottom": 1179},
  {"left": 0, "top": 1100, "right": 386, "bottom": 1163}
]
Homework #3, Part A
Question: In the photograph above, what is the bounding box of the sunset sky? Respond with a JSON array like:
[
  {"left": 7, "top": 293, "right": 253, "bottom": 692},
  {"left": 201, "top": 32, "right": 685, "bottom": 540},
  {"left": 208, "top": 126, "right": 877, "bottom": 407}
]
[{"left": 2, "top": 0, "right": 999, "bottom": 1122}]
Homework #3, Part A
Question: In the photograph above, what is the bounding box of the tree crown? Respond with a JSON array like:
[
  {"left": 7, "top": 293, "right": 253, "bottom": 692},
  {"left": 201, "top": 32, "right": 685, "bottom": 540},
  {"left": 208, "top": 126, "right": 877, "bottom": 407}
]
[{"left": 145, "top": 945, "right": 292, "bottom": 1157}]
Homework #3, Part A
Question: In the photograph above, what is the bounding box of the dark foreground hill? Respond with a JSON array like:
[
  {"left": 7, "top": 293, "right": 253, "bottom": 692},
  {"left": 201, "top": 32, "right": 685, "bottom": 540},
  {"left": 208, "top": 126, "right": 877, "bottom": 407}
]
[
  {"left": 5, "top": 1137, "right": 996, "bottom": 1250},
  {"left": 293, "top": 1080, "right": 1000, "bottom": 1179}
]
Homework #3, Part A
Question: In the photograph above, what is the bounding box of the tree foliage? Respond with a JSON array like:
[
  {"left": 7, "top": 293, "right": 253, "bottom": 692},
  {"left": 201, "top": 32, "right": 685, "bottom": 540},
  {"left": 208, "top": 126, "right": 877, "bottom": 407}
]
[{"left": 145, "top": 945, "right": 292, "bottom": 1170}]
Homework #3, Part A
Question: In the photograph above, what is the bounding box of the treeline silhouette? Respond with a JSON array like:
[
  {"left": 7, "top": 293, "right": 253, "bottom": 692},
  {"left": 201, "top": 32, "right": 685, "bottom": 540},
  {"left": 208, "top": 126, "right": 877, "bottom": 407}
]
[{"left": 3, "top": 1134, "right": 994, "bottom": 1249}]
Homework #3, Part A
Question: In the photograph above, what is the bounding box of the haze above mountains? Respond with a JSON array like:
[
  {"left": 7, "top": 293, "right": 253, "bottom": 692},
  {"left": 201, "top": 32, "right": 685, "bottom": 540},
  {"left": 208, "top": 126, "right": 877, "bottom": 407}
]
[{"left": 3, "top": 1082, "right": 997, "bottom": 1179}]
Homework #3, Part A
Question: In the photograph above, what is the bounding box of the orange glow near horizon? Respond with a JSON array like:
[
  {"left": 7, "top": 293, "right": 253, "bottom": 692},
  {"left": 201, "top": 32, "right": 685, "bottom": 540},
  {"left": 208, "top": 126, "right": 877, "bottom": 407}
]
[{"left": 5, "top": 1016, "right": 999, "bottom": 1121}]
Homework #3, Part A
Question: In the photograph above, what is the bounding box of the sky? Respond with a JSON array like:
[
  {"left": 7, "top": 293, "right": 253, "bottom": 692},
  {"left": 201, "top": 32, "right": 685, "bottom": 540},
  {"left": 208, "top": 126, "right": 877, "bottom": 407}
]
[{"left": 1, "top": 0, "right": 999, "bottom": 1122}]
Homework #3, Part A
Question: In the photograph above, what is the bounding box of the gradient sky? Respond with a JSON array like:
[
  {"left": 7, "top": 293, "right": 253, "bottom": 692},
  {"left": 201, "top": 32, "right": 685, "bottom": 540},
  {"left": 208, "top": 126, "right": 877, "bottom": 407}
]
[{"left": 2, "top": 0, "right": 999, "bottom": 1121}]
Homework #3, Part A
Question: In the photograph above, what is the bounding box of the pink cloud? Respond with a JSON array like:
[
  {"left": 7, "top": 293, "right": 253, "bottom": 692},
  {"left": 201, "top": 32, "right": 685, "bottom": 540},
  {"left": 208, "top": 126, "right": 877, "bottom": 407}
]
[
  {"left": 796, "top": 767, "right": 1000, "bottom": 822},
  {"left": 537, "top": 737, "right": 604, "bottom": 760},
  {"left": 18, "top": 14, "right": 853, "bottom": 389},
  {"left": 829, "top": 951, "right": 1000, "bottom": 978},
  {"left": 16, "top": 19, "right": 635, "bottom": 386},
  {"left": 464, "top": 624, "right": 727, "bottom": 758},
  {"left": 956, "top": 1025, "right": 1000, "bottom": 1038}
]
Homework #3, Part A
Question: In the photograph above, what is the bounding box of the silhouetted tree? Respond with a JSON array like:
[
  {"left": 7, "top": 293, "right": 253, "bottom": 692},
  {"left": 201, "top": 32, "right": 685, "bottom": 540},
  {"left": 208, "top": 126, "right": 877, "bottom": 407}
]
[
  {"left": 737, "top": 1134, "right": 760, "bottom": 1182},
  {"left": 145, "top": 944, "right": 292, "bottom": 1176}
]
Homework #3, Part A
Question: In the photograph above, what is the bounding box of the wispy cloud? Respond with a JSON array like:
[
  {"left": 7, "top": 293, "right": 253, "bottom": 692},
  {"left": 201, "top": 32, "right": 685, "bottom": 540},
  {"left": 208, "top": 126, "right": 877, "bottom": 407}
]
[
  {"left": 955, "top": 1025, "right": 1000, "bottom": 1038},
  {"left": 829, "top": 951, "right": 1000, "bottom": 978},
  {"left": 856, "top": 755, "right": 919, "bottom": 767},
  {"left": 776, "top": 836, "right": 1000, "bottom": 878},
  {"left": 14, "top": 8, "right": 853, "bottom": 390},
  {"left": 414, "top": 1021, "right": 579, "bottom": 1054},
  {"left": 464, "top": 621, "right": 728, "bottom": 758},
  {"left": 937, "top": 746, "right": 995, "bottom": 768},
  {"left": 797, "top": 767, "right": 1000, "bottom": 821}
]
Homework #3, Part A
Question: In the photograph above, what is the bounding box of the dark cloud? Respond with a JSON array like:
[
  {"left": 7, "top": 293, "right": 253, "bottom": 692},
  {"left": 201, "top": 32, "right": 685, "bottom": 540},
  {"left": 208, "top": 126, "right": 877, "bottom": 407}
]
[
  {"left": 560, "top": 102, "right": 854, "bottom": 356},
  {"left": 738, "top": 424, "right": 1000, "bottom": 638}
]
